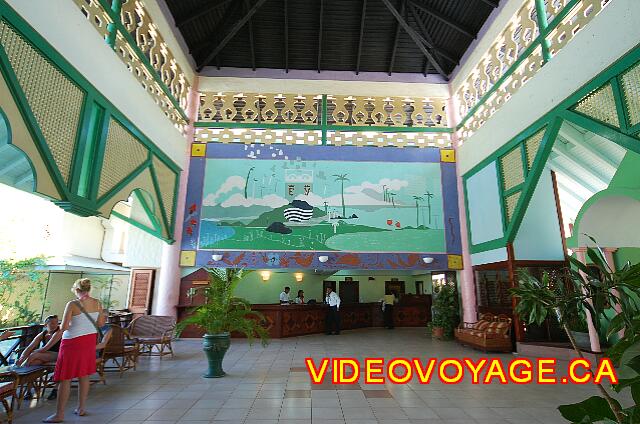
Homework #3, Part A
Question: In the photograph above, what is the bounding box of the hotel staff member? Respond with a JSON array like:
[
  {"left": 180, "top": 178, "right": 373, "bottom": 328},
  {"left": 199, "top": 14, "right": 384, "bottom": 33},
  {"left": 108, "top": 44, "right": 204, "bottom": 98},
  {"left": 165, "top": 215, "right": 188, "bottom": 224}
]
[
  {"left": 279, "top": 286, "right": 291, "bottom": 304},
  {"left": 325, "top": 287, "right": 341, "bottom": 335}
]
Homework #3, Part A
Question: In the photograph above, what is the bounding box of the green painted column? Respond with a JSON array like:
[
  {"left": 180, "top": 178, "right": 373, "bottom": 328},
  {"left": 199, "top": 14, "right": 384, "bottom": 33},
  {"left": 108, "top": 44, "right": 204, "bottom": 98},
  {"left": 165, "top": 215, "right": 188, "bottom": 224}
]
[
  {"left": 106, "top": 0, "right": 123, "bottom": 49},
  {"left": 534, "top": 0, "right": 552, "bottom": 63}
]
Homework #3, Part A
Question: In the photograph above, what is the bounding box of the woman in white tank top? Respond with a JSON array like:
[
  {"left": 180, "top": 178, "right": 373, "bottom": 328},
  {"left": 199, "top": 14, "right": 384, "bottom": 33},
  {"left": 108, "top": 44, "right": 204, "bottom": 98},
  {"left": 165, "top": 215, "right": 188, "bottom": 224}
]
[{"left": 43, "top": 278, "right": 105, "bottom": 423}]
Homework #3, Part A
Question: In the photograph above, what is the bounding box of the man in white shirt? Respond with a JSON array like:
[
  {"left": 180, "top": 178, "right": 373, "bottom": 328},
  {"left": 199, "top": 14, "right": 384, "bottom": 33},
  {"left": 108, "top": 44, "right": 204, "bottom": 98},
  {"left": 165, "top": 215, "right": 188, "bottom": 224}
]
[
  {"left": 279, "top": 287, "right": 291, "bottom": 304},
  {"left": 325, "top": 287, "right": 341, "bottom": 335}
]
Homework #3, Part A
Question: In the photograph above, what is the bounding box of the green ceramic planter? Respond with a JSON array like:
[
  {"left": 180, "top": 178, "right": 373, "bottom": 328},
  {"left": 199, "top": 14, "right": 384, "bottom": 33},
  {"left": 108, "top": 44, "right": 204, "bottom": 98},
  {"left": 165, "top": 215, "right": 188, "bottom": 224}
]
[{"left": 202, "top": 333, "right": 230, "bottom": 378}]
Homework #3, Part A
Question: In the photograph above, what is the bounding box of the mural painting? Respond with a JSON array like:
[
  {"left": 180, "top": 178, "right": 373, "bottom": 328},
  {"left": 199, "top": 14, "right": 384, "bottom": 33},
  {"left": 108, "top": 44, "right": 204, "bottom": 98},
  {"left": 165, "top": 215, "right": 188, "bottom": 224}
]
[{"left": 196, "top": 150, "right": 445, "bottom": 253}]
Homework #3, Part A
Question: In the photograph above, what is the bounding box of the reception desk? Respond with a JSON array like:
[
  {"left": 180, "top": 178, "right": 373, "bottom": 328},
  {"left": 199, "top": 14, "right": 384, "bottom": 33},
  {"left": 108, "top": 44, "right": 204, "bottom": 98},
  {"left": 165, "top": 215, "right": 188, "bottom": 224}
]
[{"left": 178, "top": 299, "right": 431, "bottom": 338}]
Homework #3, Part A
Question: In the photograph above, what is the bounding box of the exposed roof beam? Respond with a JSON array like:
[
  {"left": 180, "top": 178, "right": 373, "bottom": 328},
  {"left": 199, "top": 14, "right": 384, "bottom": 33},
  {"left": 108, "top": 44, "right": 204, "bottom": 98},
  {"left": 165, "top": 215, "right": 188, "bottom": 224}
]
[
  {"left": 556, "top": 180, "right": 587, "bottom": 205},
  {"left": 405, "top": 4, "right": 458, "bottom": 65},
  {"left": 478, "top": 0, "right": 499, "bottom": 8},
  {"left": 551, "top": 144, "right": 611, "bottom": 186},
  {"left": 559, "top": 125, "right": 619, "bottom": 171},
  {"left": 284, "top": 0, "right": 289, "bottom": 72},
  {"left": 243, "top": 0, "right": 256, "bottom": 71},
  {"left": 196, "top": 0, "right": 269, "bottom": 72},
  {"left": 380, "top": 0, "right": 448, "bottom": 80},
  {"left": 317, "top": 0, "right": 324, "bottom": 73},
  {"left": 388, "top": 0, "right": 406, "bottom": 76},
  {"left": 355, "top": 0, "right": 367, "bottom": 75},
  {"left": 409, "top": 1, "right": 476, "bottom": 40},
  {"left": 176, "top": 0, "right": 234, "bottom": 28},
  {"left": 547, "top": 155, "right": 603, "bottom": 193},
  {"left": 408, "top": 3, "right": 447, "bottom": 73},
  {"left": 13, "top": 170, "right": 33, "bottom": 187},
  {"left": 557, "top": 135, "right": 617, "bottom": 175}
]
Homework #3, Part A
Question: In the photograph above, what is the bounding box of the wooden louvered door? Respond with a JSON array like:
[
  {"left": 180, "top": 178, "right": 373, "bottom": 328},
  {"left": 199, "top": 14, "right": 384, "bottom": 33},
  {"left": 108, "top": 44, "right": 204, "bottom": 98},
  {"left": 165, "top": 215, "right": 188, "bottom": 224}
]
[{"left": 128, "top": 269, "right": 154, "bottom": 316}]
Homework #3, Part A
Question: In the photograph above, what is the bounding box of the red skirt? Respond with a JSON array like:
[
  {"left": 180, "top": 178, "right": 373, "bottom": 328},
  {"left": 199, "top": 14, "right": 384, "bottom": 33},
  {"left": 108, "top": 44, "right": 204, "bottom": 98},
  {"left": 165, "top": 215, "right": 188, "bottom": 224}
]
[{"left": 53, "top": 334, "right": 97, "bottom": 381}]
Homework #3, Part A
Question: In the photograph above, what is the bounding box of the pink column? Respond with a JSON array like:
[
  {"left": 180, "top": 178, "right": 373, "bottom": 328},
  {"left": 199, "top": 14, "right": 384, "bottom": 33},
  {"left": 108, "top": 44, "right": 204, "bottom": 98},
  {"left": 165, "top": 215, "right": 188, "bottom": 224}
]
[
  {"left": 574, "top": 247, "right": 602, "bottom": 352},
  {"left": 448, "top": 98, "right": 477, "bottom": 323},
  {"left": 154, "top": 81, "right": 199, "bottom": 317}
]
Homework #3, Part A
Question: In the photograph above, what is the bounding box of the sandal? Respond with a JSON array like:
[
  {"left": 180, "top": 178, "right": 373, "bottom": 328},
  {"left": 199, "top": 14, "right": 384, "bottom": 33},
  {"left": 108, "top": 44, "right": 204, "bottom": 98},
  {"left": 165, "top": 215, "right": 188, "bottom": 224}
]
[
  {"left": 42, "top": 415, "right": 63, "bottom": 423},
  {"left": 73, "top": 409, "right": 86, "bottom": 416}
]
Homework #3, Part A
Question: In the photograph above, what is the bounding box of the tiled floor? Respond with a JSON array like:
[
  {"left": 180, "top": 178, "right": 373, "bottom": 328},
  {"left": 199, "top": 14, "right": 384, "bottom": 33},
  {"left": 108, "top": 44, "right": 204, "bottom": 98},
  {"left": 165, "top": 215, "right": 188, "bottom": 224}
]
[{"left": 12, "top": 328, "right": 627, "bottom": 423}]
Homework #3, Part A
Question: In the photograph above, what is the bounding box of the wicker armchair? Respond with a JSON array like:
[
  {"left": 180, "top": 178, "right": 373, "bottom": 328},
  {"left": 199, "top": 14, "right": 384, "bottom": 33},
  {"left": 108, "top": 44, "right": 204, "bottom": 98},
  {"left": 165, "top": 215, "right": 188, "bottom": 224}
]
[
  {"left": 0, "top": 371, "right": 18, "bottom": 424},
  {"left": 454, "top": 313, "right": 512, "bottom": 352},
  {"left": 127, "top": 316, "right": 175, "bottom": 359}
]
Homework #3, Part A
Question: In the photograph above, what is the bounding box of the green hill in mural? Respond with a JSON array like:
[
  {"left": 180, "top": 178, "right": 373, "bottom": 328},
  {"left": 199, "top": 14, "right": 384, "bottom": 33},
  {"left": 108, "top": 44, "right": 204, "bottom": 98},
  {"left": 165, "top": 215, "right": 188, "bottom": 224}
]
[{"left": 247, "top": 203, "right": 327, "bottom": 227}]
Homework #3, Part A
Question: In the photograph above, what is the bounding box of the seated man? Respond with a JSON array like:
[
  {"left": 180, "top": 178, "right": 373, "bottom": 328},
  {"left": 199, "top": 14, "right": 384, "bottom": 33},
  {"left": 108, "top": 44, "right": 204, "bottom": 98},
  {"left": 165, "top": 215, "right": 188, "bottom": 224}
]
[
  {"left": 17, "top": 315, "right": 61, "bottom": 367},
  {"left": 17, "top": 315, "right": 62, "bottom": 400}
]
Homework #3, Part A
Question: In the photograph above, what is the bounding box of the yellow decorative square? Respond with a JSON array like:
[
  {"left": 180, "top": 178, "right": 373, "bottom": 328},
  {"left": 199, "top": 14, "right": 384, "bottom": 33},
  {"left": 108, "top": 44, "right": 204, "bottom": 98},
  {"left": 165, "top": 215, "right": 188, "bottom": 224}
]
[
  {"left": 447, "top": 254, "right": 463, "bottom": 270},
  {"left": 440, "top": 149, "right": 456, "bottom": 163},
  {"left": 191, "top": 143, "right": 206, "bottom": 157},
  {"left": 180, "top": 250, "right": 196, "bottom": 267}
]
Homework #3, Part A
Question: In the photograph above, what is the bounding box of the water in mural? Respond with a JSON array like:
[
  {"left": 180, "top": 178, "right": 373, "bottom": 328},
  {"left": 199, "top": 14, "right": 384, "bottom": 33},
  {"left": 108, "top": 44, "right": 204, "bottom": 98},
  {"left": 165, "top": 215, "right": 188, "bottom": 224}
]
[{"left": 198, "top": 155, "right": 445, "bottom": 253}]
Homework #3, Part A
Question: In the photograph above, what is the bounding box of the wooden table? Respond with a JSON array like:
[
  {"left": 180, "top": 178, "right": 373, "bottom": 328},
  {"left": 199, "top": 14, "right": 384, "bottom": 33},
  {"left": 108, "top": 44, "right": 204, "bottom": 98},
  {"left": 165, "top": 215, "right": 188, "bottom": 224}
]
[
  {"left": 0, "top": 365, "right": 49, "bottom": 409},
  {"left": 178, "top": 300, "right": 431, "bottom": 338}
]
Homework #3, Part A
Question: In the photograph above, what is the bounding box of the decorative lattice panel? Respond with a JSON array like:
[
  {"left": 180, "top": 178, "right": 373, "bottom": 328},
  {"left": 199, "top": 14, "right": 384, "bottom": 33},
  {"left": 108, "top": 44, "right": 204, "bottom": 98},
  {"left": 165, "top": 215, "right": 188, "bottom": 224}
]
[
  {"left": 195, "top": 127, "right": 451, "bottom": 148},
  {"left": 505, "top": 191, "right": 521, "bottom": 222},
  {"left": 152, "top": 156, "right": 177, "bottom": 226},
  {"left": 198, "top": 92, "right": 449, "bottom": 129},
  {"left": 524, "top": 127, "right": 546, "bottom": 170},
  {"left": 574, "top": 83, "right": 620, "bottom": 128},
  {"left": 99, "top": 118, "right": 148, "bottom": 197},
  {"left": 620, "top": 62, "right": 640, "bottom": 127},
  {"left": 0, "top": 21, "right": 85, "bottom": 185},
  {"left": 72, "top": 0, "right": 112, "bottom": 40},
  {"left": 328, "top": 130, "right": 451, "bottom": 148},
  {"left": 500, "top": 147, "right": 525, "bottom": 191},
  {"left": 455, "top": 0, "right": 612, "bottom": 141}
]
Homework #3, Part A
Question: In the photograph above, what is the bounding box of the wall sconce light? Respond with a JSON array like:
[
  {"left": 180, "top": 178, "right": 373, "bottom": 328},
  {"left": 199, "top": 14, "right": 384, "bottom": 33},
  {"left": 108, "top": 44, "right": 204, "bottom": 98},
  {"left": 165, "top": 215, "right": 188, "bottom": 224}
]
[
  {"left": 295, "top": 273, "right": 304, "bottom": 282},
  {"left": 318, "top": 255, "right": 329, "bottom": 263},
  {"left": 422, "top": 257, "right": 434, "bottom": 264},
  {"left": 368, "top": 276, "right": 375, "bottom": 281},
  {"left": 211, "top": 254, "right": 223, "bottom": 261},
  {"left": 260, "top": 271, "right": 271, "bottom": 281}
]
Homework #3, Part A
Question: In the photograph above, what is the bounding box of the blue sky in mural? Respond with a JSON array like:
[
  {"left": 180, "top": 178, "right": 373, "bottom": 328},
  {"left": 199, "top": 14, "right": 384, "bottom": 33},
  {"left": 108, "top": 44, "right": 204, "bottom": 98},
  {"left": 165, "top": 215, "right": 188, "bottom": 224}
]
[{"left": 199, "top": 155, "right": 445, "bottom": 252}]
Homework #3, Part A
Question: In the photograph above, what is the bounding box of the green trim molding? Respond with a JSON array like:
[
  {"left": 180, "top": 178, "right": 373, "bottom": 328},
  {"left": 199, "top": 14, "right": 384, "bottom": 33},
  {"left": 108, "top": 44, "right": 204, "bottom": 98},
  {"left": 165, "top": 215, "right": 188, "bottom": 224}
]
[
  {"left": 0, "top": 0, "right": 181, "bottom": 241},
  {"left": 463, "top": 43, "right": 640, "bottom": 254}
]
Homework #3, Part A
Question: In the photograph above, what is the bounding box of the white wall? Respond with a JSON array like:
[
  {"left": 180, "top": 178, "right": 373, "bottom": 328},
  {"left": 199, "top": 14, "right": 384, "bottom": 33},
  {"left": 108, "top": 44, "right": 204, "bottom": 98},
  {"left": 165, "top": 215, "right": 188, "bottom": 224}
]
[
  {"left": 458, "top": 0, "right": 640, "bottom": 175},
  {"left": 513, "top": 169, "right": 565, "bottom": 260},
  {"left": 465, "top": 162, "right": 504, "bottom": 245},
  {"left": 5, "top": 0, "right": 188, "bottom": 168},
  {"left": 198, "top": 77, "right": 450, "bottom": 98}
]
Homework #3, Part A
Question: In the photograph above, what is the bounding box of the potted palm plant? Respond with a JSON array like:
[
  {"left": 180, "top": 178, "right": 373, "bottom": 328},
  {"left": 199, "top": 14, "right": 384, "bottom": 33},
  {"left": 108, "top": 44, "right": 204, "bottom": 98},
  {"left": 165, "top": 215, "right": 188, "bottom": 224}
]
[
  {"left": 430, "top": 282, "right": 459, "bottom": 340},
  {"left": 176, "top": 268, "right": 269, "bottom": 378},
  {"left": 510, "top": 242, "right": 640, "bottom": 424}
]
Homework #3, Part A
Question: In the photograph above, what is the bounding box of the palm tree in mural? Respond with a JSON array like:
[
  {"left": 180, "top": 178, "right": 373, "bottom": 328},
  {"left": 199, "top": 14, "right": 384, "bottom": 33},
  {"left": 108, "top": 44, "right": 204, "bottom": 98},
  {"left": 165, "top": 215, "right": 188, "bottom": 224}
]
[
  {"left": 389, "top": 192, "right": 396, "bottom": 208},
  {"left": 423, "top": 191, "right": 434, "bottom": 225},
  {"left": 323, "top": 201, "right": 329, "bottom": 215},
  {"left": 244, "top": 167, "right": 255, "bottom": 199},
  {"left": 332, "top": 174, "right": 349, "bottom": 218},
  {"left": 412, "top": 196, "right": 423, "bottom": 227},
  {"left": 382, "top": 184, "right": 388, "bottom": 202}
]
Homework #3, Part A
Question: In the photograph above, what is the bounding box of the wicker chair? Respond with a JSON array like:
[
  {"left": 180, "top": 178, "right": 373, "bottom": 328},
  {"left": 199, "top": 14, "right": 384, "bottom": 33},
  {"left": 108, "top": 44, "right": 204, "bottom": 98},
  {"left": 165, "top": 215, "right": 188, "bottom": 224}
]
[
  {"left": 99, "top": 325, "right": 137, "bottom": 377},
  {"left": 0, "top": 371, "right": 18, "bottom": 424},
  {"left": 454, "top": 313, "right": 513, "bottom": 352},
  {"left": 127, "top": 316, "right": 175, "bottom": 359}
]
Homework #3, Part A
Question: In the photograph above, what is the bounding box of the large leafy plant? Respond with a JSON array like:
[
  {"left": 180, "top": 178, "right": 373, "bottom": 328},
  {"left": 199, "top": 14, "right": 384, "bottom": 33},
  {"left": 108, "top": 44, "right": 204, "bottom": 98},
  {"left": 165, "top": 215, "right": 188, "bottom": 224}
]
[
  {"left": 0, "top": 257, "right": 48, "bottom": 326},
  {"left": 431, "top": 282, "right": 460, "bottom": 339},
  {"left": 176, "top": 268, "right": 270, "bottom": 347},
  {"left": 511, "top": 242, "right": 640, "bottom": 423}
]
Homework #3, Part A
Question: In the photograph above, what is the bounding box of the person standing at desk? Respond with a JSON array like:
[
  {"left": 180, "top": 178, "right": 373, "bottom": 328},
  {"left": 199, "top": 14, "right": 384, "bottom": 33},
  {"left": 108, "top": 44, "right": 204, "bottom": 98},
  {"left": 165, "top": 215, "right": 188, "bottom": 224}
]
[
  {"left": 325, "top": 287, "right": 341, "bottom": 335},
  {"left": 381, "top": 291, "right": 398, "bottom": 329},
  {"left": 279, "top": 286, "right": 291, "bottom": 304},
  {"left": 294, "top": 290, "right": 305, "bottom": 304}
]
